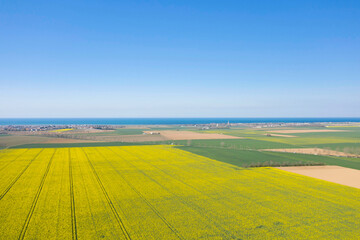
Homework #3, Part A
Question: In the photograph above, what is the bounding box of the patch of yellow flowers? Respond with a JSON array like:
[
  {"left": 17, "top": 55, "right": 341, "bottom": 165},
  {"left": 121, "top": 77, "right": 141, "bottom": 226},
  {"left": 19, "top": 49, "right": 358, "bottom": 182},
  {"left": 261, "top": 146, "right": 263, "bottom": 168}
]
[{"left": 50, "top": 128, "right": 73, "bottom": 132}]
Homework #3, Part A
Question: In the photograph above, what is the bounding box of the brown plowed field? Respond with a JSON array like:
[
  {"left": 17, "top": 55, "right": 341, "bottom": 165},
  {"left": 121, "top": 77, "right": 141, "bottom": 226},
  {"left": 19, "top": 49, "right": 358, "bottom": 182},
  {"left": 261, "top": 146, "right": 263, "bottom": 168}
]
[
  {"left": 40, "top": 138, "right": 101, "bottom": 143},
  {"left": 262, "top": 148, "right": 359, "bottom": 158},
  {"left": 276, "top": 166, "right": 360, "bottom": 189}
]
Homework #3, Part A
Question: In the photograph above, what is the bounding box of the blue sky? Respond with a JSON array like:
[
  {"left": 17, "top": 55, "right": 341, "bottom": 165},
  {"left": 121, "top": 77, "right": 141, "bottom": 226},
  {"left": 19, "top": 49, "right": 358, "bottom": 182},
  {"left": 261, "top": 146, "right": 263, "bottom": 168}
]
[{"left": 0, "top": 0, "right": 359, "bottom": 117}]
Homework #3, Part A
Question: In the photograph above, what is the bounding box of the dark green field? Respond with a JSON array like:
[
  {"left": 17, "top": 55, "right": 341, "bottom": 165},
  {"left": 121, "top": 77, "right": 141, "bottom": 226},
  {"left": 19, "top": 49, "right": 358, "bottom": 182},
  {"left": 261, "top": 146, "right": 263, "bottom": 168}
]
[{"left": 177, "top": 145, "right": 360, "bottom": 170}]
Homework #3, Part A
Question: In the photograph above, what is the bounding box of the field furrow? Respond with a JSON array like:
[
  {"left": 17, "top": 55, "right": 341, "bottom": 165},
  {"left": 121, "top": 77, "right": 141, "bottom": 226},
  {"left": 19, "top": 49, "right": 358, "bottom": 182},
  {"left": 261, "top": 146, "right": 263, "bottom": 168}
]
[
  {"left": 114, "top": 146, "right": 360, "bottom": 239},
  {"left": 105, "top": 147, "right": 237, "bottom": 239},
  {"left": 91, "top": 147, "right": 187, "bottom": 239},
  {"left": 0, "top": 145, "right": 359, "bottom": 239},
  {"left": 0, "top": 149, "right": 44, "bottom": 200},
  {"left": 82, "top": 148, "right": 131, "bottom": 240},
  {"left": 18, "top": 149, "right": 56, "bottom": 239},
  {"left": 22, "top": 148, "right": 72, "bottom": 239},
  {"left": 119, "top": 147, "right": 291, "bottom": 238},
  {"left": 0, "top": 149, "right": 55, "bottom": 239},
  {"left": 113, "top": 146, "right": 305, "bottom": 239},
  {"left": 69, "top": 149, "right": 78, "bottom": 240},
  {"left": 71, "top": 148, "right": 127, "bottom": 239}
]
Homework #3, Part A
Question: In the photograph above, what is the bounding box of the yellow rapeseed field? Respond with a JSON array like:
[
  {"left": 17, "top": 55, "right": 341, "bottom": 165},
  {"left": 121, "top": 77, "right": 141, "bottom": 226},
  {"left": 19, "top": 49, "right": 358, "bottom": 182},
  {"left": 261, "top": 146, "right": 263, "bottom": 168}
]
[
  {"left": 50, "top": 128, "right": 73, "bottom": 132},
  {"left": 0, "top": 145, "right": 359, "bottom": 239}
]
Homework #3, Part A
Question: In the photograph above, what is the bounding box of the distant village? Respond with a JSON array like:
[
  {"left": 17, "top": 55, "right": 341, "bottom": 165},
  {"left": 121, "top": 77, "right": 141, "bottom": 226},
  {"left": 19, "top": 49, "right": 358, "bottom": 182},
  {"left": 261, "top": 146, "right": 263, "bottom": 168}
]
[
  {"left": 0, "top": 125, "right": 116, "bottom": 133},
  {"left": 0, "top": 121, "right": 357, "bottom": 135}
]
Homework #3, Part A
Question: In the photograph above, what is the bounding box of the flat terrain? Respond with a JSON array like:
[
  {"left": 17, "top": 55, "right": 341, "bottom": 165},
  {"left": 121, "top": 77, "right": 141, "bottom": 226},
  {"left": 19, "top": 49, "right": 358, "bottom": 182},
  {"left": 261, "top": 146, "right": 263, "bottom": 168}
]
[
  {"left": 0, "top": 145, "right": 359, "bottom": 239},
  {"left": 40, "top": 138, "right": 101, "bottom": 144},
  {"left": 269, "top": 129, "right": 347, "bottom": 134},
  {"left": 74, "top": 134, "right": 168, "bottom": 142},
  {"left": 5, "top": 125, "right": 360, "bottom": 149},
  {"left": 276, "top": 166, "right": 360, "bottom": 189},
  {"left": 144, "top": 130, "right": 243, "bottom": 140},
  {"left": 262, "top": 148, "right": 360, "bottom": 158},
  {"left": 0, "top": 135, "right": 100, "bottom": 148},
  {"left": 178, "top": 144, "right": 360, "bottom": 170},
  {"left": 263, "top": 133, "right": 296, "bottom": 137},
  {"left": 50, "top": 128, "right": 73, "bottom": 132}
]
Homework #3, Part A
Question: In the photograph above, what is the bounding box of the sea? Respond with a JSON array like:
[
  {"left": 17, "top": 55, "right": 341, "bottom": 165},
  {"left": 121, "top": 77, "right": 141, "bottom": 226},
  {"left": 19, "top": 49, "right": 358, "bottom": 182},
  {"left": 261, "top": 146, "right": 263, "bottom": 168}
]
[{"left": 0, "top": 118, "right": 359, "bottom": 125}]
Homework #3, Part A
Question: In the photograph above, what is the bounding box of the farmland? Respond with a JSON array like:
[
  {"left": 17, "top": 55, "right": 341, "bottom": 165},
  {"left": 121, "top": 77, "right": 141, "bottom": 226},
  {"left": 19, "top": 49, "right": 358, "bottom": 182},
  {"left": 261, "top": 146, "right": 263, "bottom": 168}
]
[
  {"left": 50, "top": 128, "right": 74, "bottom": 132},
  {"left": 0, "top": 145, "right": 359, "bottom": 239}
]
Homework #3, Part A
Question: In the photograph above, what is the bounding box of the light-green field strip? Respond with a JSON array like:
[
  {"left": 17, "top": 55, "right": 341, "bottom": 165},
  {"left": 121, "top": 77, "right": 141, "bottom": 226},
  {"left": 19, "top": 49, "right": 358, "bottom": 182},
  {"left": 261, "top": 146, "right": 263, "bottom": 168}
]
[{"left": 0, "top": 145, "right": 359, "bottom": 239}]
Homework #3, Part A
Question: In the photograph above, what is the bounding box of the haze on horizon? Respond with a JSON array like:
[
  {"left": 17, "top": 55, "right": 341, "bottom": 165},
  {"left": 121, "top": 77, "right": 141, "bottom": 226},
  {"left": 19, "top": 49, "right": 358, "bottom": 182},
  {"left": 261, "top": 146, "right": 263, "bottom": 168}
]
[{"left": 1, "top": 0, "right": 359, "bottom": 118}]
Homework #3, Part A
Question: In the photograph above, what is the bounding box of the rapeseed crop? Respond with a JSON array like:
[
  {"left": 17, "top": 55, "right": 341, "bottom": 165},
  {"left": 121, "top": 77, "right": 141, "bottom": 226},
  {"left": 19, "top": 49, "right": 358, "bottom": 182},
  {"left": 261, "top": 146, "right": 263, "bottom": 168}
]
[
  {"left": 50, "top": 128, "right": 73, "bottom": 132},
  {"left": 0, "top": 145, "right": 359, "bottom": 239}
]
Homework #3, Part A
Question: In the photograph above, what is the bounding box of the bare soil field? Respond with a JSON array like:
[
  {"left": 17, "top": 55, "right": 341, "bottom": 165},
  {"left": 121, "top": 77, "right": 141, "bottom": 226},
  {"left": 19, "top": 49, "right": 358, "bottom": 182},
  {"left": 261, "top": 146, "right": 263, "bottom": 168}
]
[
  {"left": 40, "top": 138, "right": 101, "bottom": 143},
  {"left": 73, "top": 134, "right": 168, "bottom": 142},
  {"left": 0, "top": 135, "right": 100, "bottom": 147},
  {"left": 276, "top": 166, "right": 360, "bottom": 189},
  {"left": 0, "top": 135, "right": 52, "bottom": 147},
  {"left": 144, "top": 130, "right": 243, "bottom": 140},
  {"left": 263, "top": 133, "right": 297, "bottom": 138},
  {"left": 269, "top": 129, "right": 347, "bottom": 134},
  {"left": 262, "top": 148, "right": 359, "bottom": 158}
]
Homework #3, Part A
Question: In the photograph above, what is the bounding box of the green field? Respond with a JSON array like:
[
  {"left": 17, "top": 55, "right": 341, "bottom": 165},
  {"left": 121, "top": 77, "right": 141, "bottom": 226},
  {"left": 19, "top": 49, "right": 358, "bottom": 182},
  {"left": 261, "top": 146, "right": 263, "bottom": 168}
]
[
  {"left": 200, "top": 127, "right": 360, "bottom": 146},
  {"left": 10, "top": 138, "right": 296, "bottom": 150},
  {"left": 0, "top": 145, "right": 359, "bottom": 239},
  {"left": 77, "top": 128, "right": 147, "bottom": 136},
  {"left": 8, "top": 127, "right": 360, "bottom": 172},
  {"left": 178, "top": 146, "right": 360, "bottom": 170}
]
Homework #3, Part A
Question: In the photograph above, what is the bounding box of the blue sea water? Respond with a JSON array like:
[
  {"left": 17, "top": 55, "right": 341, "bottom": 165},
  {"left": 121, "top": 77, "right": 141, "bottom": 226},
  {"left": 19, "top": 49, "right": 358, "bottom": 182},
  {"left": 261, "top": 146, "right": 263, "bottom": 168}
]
[{"left": 0, "top": 118, "right": 359, "bottom": 125}]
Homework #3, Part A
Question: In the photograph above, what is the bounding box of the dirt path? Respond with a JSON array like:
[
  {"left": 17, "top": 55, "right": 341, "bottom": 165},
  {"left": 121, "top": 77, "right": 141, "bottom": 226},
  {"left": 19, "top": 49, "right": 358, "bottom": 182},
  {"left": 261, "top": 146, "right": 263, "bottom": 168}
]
[
  {"left": 276, "top": 166, "right": 360, "bottom": 189},
  {"left": 262, "top": 148, "right": 359, "bottom": 158}
]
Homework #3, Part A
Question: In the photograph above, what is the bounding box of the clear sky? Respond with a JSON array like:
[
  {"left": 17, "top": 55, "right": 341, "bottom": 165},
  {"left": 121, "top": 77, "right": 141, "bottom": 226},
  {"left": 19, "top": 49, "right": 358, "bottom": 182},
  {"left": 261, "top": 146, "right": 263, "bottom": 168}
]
[{"left": 1, "top": 0, "right": 359, "bottom": 118}]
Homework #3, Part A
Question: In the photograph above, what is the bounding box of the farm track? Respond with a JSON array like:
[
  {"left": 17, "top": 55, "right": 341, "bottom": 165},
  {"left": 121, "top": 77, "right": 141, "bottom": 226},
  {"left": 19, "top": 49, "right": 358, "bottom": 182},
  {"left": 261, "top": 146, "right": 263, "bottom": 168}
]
[
  {"left": 107, "top": 147, "right": 237, "bottom": 239},
  {"left": 132, "top": 148, "right": 298, "bottom": 225},
  {"left": 95, "top": 148, "right": 186, "bottom": 240},
  {"left": 18, "top": 149, "right": 56, "bottom": 240},
  {"left": 109, "top": 147, "right": 330, "bottom": 238},
  {"left": 0, "top": 149, "right": 43, "bottom": 201},
  {"left": 1, "top": 146, "right": 360, "bottom": 239},
  {"left": 156, "top": 148, "right": 360, "bottom": 231},
  {"left": 68, "top": 149, "right": 78, "bottom": 240},
  {"left": 81, "top": 148, "right": 131, "bottom": 240},
  {"left": 128, "top": 148, "right": 259, "bottom": 223}
]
